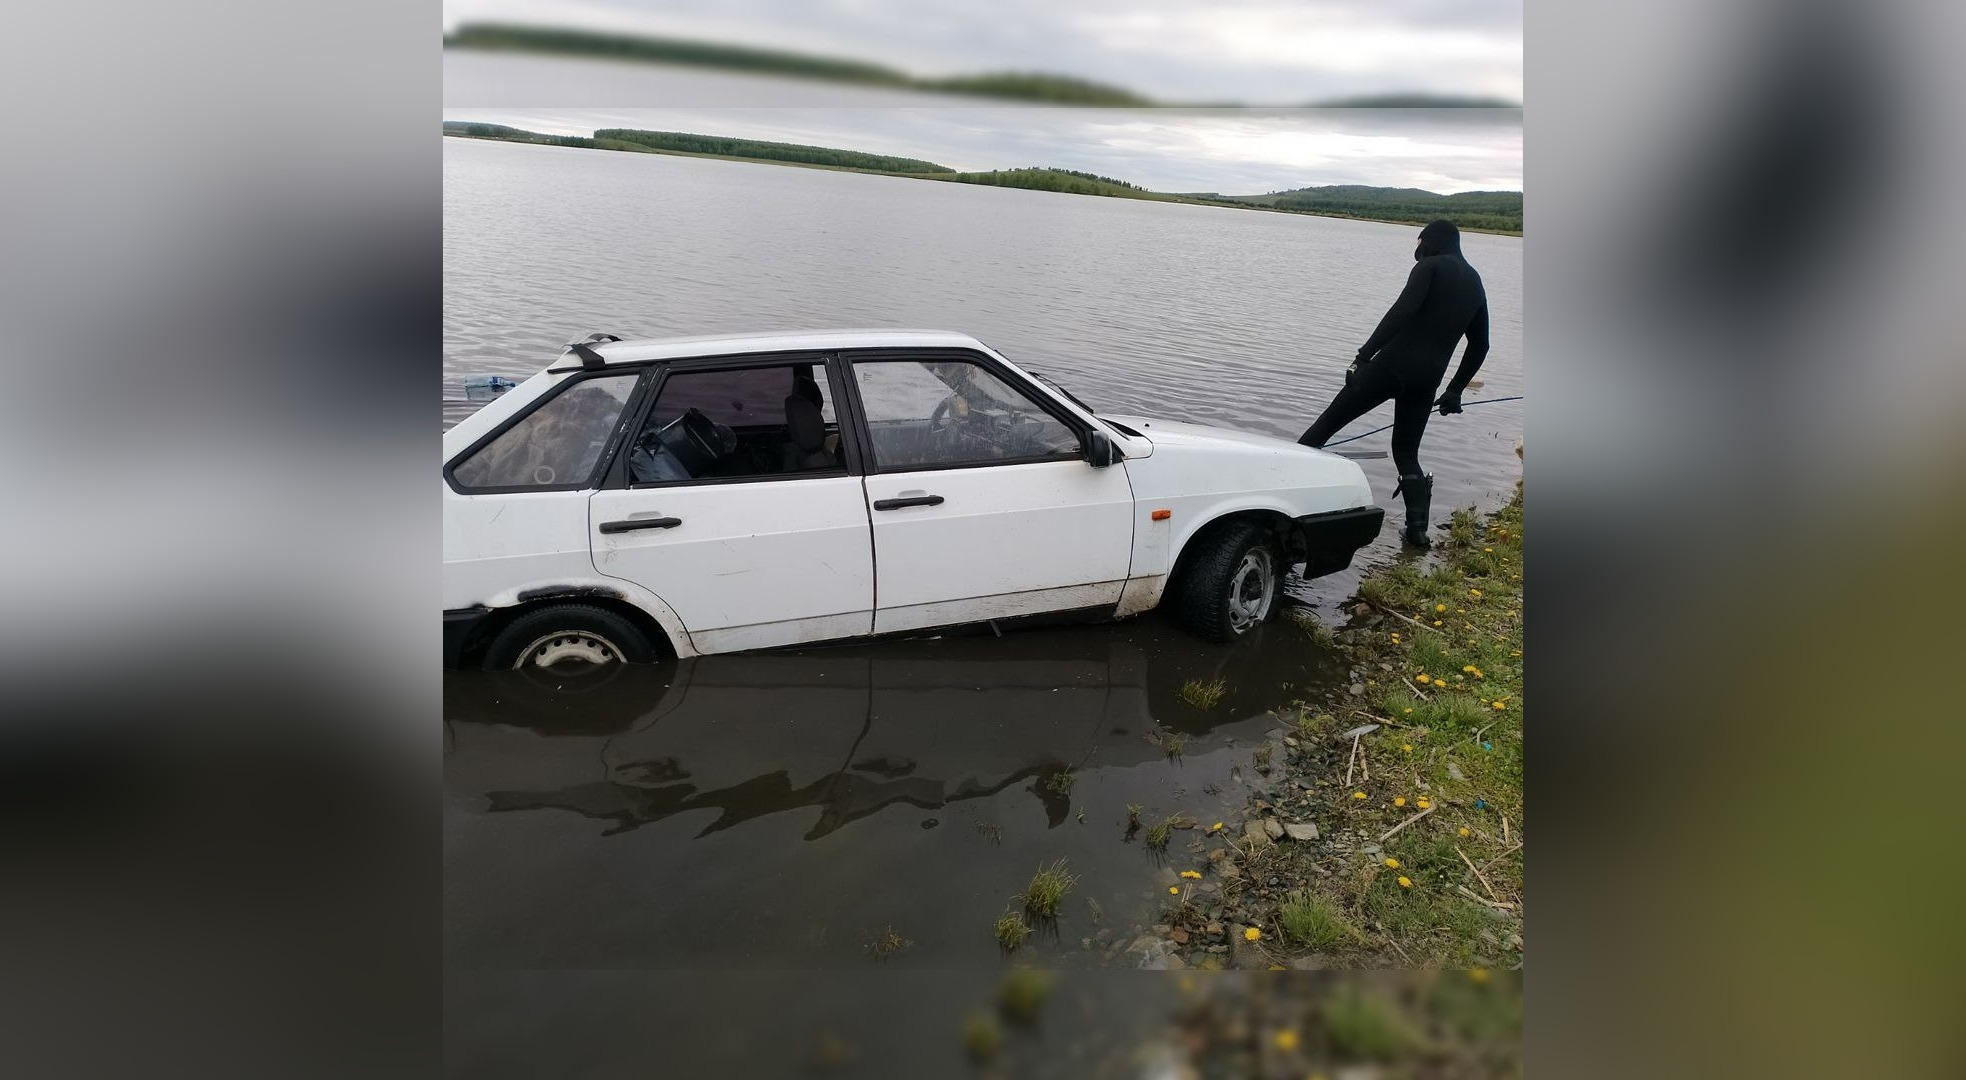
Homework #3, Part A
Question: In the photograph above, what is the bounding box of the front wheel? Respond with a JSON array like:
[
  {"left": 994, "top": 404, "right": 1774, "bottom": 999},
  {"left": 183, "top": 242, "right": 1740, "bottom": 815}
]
[
  {"left": 483, "top": 603, "right": 655, "bottom": 673},
  {"left": 1172, "top": 521, "right": 1282, "bottom": 643}
]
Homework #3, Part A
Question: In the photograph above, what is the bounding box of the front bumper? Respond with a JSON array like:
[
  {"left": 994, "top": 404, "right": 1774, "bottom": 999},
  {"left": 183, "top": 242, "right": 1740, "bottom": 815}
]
[{"left": 1295, "top": 505, "right": 1386, "bottom": 577}]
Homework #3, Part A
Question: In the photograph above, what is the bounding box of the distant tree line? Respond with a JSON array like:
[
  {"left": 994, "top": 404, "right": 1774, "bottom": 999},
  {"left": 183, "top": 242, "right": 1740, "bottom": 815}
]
[
  {"left": 592, "top": 128, "right": 952, "bottom": 173},
  {"left": 1230, "top": 185, "right": 1523, "bottom": 232},
  {"left": 938, "top": 168, "right": 1151, "bottom": 197}
]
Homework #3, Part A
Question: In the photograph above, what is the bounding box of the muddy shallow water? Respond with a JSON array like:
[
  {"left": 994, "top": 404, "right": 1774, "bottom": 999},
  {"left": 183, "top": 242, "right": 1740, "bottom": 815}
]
[{"left": 446, "top": 616, "right": 1351, "bottom": 972}]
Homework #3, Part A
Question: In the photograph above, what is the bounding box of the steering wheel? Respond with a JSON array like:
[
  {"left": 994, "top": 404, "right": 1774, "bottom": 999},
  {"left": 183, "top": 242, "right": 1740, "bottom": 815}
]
[{"left": 929, "top": 394, "right": 970, "bottom": 440}]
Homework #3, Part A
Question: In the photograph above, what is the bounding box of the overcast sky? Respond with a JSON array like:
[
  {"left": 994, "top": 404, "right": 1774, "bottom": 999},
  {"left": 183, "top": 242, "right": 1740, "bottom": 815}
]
[
  {"left": 441, "top": 107, "right": 1522, "bottom": 194},
  {"left": 441, "top": 0, "right": 1523, "bottom": 103}
]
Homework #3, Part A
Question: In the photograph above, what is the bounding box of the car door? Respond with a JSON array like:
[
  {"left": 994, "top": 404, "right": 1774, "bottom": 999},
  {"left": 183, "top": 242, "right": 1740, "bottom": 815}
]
[
  {"left": 588, "top": 355, "right": 875, "bottom": 654},
  {"left": 846, "top": 349, "right": 1135, "bottom": 635}
]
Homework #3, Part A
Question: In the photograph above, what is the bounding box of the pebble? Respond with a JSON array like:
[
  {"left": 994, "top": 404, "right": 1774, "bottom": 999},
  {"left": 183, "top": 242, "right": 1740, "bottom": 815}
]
[
  {"left": 1282, "top": 822, "right": 1319, "bottom": 841},
  {"left": 1348, "top": 683, "right": 1365, "bottom": 696},
  {"left": 1263, "top": 819, "right": 1285, "bottom": 841}
]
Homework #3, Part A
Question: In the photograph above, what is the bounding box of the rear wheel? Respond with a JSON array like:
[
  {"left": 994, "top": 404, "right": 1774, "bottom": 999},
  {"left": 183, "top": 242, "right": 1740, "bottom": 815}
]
[
  {"left": 483, "top": 603, "right": 655, "bottom": 673},
  {"left": 1173, "top": 521, "right": 1281, "bottom": 643}
]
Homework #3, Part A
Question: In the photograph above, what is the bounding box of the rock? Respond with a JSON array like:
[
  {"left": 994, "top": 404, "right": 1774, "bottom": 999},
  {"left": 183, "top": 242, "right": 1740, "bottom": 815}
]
[
  {"left": 1447, "top": 761, "right": 1467, "bottom": 781},
  {"left": 1208, "top": 848, "right": 1227, "bottom": 863},
  {"left": 1153, "top": 924, "right": 1172, "bottom": 934},
  {"left": 1282, "top": 822, "right": 1319, "bottom": 841},
  {"left": 1205, "top": 922, "right": 1223, "bottom": 936},
  {"left": 1169, "top": 928, "right": 1189, "bottom": 944},
  {"left": 1217, "top": 863, "right": 1244, "bottom": 881},
  {"left": 1282, "top": 736, "right": 1299, "bottom": 748},
  {"left": 1263, "top": 819, "right": 1285, "bottom": 841},
  {"left": 1164, "top": 954, "right": 1186, "bottom": 970},
  {"left": 1244, "top": 822, "right": 1272, "bottom": 845},
  {"left": 1353, "top": 603, "right": 1371, "bottom": 617}
]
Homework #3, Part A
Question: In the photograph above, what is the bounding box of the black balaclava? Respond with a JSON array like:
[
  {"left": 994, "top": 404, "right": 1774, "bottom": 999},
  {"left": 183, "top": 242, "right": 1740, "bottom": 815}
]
[{"left": 1415, "top": 219, "right": 1463, "bottom": 260}]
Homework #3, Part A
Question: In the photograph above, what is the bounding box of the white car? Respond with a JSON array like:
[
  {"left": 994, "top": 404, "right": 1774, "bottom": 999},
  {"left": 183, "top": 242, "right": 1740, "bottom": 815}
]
[{"left": 443, "top": 330, "right": 1383, "bottom": 670}]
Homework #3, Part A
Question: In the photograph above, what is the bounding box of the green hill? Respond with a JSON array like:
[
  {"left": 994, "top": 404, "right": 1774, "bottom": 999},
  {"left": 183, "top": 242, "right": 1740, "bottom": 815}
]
[{"left": 443, "top": 122, "right": 1522, "bottom": 233}]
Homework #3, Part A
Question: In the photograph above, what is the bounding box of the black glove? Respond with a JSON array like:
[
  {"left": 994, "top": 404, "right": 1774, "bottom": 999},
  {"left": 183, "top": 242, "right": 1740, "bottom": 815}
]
[
  {"left": 1343, "top": 362, "right": 1360, "bottom": 388},
  {"left": 1436, "top": 387, "right": 1464, "bottom": 415}
]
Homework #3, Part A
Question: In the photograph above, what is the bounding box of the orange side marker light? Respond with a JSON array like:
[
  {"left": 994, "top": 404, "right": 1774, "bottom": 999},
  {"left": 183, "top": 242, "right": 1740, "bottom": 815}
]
[{"left": 1151, "top": 509, "right": 1172, "bottom": 521}]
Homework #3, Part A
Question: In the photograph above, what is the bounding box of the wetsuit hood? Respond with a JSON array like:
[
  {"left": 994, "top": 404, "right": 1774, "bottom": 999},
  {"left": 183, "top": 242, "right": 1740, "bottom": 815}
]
[{"left": 1416, "top": 219, "right": 1463, "bottom": 259}]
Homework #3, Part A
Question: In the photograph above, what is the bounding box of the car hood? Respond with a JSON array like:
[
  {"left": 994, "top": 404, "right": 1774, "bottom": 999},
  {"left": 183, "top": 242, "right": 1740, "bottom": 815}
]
[{"left": 1098, "top": 415, "right": 1313, "bottom": 455}]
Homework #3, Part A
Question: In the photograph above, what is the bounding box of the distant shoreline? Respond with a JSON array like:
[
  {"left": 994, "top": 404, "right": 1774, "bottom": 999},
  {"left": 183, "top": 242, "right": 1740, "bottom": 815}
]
[{"left": 443, "top": 126, "right": 1525, "bottom": 237}]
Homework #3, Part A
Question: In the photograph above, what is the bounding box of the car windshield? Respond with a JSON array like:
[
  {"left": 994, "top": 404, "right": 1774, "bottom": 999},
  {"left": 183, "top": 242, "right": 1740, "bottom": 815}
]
[{"left": 1030, "top": 372, "right": 1095, "bottom": 414}]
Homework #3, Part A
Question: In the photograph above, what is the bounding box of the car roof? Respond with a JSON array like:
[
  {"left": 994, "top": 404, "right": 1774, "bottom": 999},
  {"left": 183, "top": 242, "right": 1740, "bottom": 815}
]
[{"left": 578, "top": 329, "right": 990, "bottom": 365}]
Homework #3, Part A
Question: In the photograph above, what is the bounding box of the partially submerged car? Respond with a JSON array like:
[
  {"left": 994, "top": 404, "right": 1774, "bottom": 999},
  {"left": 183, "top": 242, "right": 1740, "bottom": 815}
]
[{"left": 443, "top": 330, "right": 1383, "bottom": 669}]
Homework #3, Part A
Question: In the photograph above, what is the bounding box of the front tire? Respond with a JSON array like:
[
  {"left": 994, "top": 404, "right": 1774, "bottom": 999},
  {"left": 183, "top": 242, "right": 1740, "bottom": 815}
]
[
  {"left": 483, "top": 603, "right": 655, "bottom": 672},
  {"left": 1173, "top": 521, "right": 1281, "bottom": 643}
]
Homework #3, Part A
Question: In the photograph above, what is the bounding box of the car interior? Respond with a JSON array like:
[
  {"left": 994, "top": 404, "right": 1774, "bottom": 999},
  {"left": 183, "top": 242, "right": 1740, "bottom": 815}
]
[{"left": 628, "top": 363, "right": 844, "bottom": 485}]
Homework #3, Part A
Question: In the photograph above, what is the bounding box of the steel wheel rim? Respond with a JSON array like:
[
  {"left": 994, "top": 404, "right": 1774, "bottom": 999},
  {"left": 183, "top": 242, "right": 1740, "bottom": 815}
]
[
  {"left": 513, "top": 630, "right": 620, "bottom": 670},
  {"left": 1227, "top": 548, "right": 1276, "bottom": 633}
]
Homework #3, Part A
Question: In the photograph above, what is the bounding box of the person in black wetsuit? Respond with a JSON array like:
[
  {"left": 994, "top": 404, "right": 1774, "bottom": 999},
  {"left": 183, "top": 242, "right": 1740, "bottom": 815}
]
[{"left": 1298, "top": 219, "right": 1490, "bottom": 548}]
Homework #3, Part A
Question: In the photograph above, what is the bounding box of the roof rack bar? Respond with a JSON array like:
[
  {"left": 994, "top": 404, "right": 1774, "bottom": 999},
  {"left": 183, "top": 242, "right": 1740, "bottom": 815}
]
[{"left": 561, "top": 333, "right": 623, "bottom": 370}]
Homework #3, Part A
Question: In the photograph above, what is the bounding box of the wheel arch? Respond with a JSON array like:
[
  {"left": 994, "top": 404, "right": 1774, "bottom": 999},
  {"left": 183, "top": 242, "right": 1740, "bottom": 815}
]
[
  {"left": 1167, "top": 508, "right": 1306, "bottom": 588},
  {"left": 455, "top": 588, "right": 685, "bottom": 669}
]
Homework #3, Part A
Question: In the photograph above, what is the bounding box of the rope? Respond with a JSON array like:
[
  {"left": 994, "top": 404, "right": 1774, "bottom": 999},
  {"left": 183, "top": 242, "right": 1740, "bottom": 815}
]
[{"left": 1320, "top": 395, "right": 1524, "bottom": 447}]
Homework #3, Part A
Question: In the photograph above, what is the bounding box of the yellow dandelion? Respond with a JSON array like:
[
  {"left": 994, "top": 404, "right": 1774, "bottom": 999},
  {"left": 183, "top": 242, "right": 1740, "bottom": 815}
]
[
  {"left": 1275, "top": 1028, "right": 1300, "bottom": 1052},
  {"left": 1482, "top": 546, "right": 1493, "bottom": 552},
  {"left": 1414, "top": 673, "right": 1429, "bottom": 684},
  {"left": 1393, "top": 797, "right": 1407, "bottom": 808},
  {"left": 1463, "top": 665, "right": 1477, "bottom": 674},
  {"left": 1492, "top": 700, "right": 1507, "bottom": 710},
  {"left": 1352, "top": 791, "right": 1367, "bottom": 800},
  {"left": 1470, "top": 967, "right": 1491, "bottom": 984},
  {"left": 1180, "top": 870, "right": 1202, "bottom": 880},
  {"left": 1169, "top": 886, "right": 1180, "bottom": 895},
  {"left": 1401, "top": 742, "right": 1413, "bottom": 753},
  {"left": 1384, "top": 857, "right": 1400, "bottom": 868},
  {"left": 1209, "top": 821, "right": 1224, "bottom": 832},
  {"left": 1397, "top": 875, "right": 1412, "bottom": 888},
  {"left": 1433, "top": 620, "right": 1443, "bottom": 626},
  {"left": 1417, "top": 797, "right": 1431, "bottom": 809},
  {"left": 1435, "top": 603, "right": 1447, "bottom": 613},
  {"left": 1458, "top": 826, "right": 1471, "bottom": 837},
  {"left": 1244, "top": 927, "right": 1262, "bottom": 941},
  {"left": 1470, "top": 589, "right": 1483, "bottom": 598},
  {"left": 1402, "top": 707, "right": 1413, "bottom": 714}
]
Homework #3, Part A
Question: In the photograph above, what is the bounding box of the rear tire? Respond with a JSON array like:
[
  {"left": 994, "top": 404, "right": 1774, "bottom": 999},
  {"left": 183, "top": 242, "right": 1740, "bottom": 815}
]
[
  {"left": 1173, "top": 521, "right": 1281, "bottom": 643},
  {"left": 483, "top": 603, "right": 655, "bottom": 673}
]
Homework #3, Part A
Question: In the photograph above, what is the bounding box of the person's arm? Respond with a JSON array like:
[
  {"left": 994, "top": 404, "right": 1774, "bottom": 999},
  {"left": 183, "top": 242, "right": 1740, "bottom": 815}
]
[
  {"left": 1436, "top": 301, "right": 1491, "bottom": 414},
  {"left": 1357, "top": 260, "right": 1435, "bottom": 362}
]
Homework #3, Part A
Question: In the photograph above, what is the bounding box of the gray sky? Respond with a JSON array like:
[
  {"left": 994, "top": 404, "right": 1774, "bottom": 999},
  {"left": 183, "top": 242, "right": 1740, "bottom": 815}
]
[
  {"left": 442, "top": 107, "right": 1523, "bottom": 194},
  {"left": 441, "top": 0, "right": 1523, "bottom": 103}
]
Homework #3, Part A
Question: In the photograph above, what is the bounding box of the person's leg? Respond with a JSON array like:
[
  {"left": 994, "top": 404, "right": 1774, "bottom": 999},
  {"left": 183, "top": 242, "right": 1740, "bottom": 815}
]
[
  {"left": 1389, "top": 384, "right": 1437, "bottom": 546},
  {"left": 1297, "top": 365, "right": 1398, "bottom": 447}
]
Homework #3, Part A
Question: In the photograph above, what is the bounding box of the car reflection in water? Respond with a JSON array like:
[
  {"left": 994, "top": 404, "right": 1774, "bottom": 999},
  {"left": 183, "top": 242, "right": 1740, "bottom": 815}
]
[
  {"left": 447, "top": 624, "right": 1338, "bottom": 838},
  {"left": 444, "top": 620, "right": 1346, "bottom": 969}
]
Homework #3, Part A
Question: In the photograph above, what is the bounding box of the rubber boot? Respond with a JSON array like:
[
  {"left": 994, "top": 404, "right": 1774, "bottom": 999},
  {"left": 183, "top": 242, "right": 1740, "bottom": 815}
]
[{"left": 1392, "top": 473, "right": 1433, "bottom": 548}]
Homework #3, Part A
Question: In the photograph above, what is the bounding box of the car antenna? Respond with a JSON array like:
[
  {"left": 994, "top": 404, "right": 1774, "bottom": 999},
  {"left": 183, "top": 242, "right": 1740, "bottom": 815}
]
[{"left": 562, "top": 333, "right": 622, "bottom": 370}]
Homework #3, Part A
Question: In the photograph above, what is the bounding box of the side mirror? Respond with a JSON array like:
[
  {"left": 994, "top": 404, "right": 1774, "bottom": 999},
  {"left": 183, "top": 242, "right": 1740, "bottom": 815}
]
[{"left": 1083, "top": 429, "right": 1119, "bottom": 469}]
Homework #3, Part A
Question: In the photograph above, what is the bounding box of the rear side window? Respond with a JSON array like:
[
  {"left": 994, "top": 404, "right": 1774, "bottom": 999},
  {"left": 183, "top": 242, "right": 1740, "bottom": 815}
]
[
  {"left": 450, "top": 373, "right": 638, "bottom": 490},
  {"left": 627, "top": 362, "right": 844, "bottom": 485}
]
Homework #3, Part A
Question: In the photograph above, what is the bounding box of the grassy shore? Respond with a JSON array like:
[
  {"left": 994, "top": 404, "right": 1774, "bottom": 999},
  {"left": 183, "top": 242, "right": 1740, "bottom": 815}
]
[{"left": 1149, "top": 492, "right": 1524, "bottom": 969}]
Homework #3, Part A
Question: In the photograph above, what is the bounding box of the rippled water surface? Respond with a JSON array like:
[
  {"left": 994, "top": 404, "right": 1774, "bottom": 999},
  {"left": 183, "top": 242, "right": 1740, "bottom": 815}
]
[{"left": 443, "top": 135, "right": 1523, "bottom": 1014}]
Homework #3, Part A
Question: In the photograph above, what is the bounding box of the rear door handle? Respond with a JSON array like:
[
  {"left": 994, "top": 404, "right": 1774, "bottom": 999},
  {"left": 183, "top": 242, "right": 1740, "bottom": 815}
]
[
  {"left": 598, "top": 516, "right": 682, "bottom": 534},
  {"left": 872, "top": 495, "right": 945, "bottom": 511}
]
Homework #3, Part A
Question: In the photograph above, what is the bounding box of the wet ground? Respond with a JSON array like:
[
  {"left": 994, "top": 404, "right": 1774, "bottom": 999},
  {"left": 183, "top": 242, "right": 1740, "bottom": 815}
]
[{"left": 446, "top": 612, "right": 1357, "bottom": 974}]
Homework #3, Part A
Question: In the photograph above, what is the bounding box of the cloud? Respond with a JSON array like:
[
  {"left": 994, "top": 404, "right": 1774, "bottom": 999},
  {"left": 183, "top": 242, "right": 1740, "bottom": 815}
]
[{"left": 442, "top": 0, "right": 1523, "bottom": 103}]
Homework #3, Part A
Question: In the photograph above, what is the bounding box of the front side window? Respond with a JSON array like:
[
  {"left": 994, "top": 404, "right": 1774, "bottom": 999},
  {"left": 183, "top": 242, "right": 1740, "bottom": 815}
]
[
  {"left": 627, "top": 362, "right": 845, "bottom": 485},
  {"left": 450, "top": 373, "right": 638, "bottom": 490},
  {"left": 853, "top": 357, "right": 1082, "bottom": 470}
]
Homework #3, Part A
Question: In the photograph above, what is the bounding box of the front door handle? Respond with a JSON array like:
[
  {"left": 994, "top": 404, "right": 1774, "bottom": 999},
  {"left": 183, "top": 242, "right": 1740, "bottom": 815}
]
[
  {"left": 872, "top": 495, "right": 945, "bottom": 511},
  {"left": 598, "top": 516, "right": 682, "bottom": 534}
]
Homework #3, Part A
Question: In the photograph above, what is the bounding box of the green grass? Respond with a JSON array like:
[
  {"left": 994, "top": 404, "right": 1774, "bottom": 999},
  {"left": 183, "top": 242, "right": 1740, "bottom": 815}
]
[
  {"left": 961, "top": 1013, "right": 1002, "bottom": 1063},
  {"left": 865, "top": 925, "right": 911, "bottom": 961},
  {"left": 996, "top": 968, "right": 1054, "bottom": 1026},
  {"left": 1179, "top": 678, "right": 1226, "bottom": 709},
  {"left": 1321, "top": 989, "right": 1419, "bottom": 1060},
  {"left": 994, "top": 909, "right": 1030, "bottom": 951},
  {"left": 1279, "top": 891, "right": 1359, "bottom": 950},
  {"left": 1125, "top": 803, "right": 1143, "bottom": 827},
  {"left": 1021, "top": 859, "right": 1078, "bottom": 918},
  {"left": 1252, "top": 744, "right": 1274, "bottom": 771},
  {"left": 1042, "top": 768, "right": 1077, "bottom": 798},
  {"left": 1144, "top": 816, "right": 1179, "bottom": 849}
]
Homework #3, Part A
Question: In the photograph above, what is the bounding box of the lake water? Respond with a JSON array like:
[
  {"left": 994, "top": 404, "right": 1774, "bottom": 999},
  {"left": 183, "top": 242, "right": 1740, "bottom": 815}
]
[{"left": 442, "top": 134, "right": 1523, "bottom": 1035}]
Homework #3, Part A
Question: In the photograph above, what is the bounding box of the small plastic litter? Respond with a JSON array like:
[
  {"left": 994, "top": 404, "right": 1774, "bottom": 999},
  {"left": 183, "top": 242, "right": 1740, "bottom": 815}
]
[{"left": 463, "top": 374, "right": 518, "bottom": 402}]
